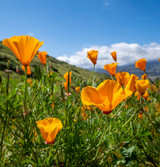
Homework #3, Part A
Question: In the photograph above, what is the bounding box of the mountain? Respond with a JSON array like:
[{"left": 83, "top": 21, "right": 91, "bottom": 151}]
[
  {"left": 0, "top": 41, "right": 106, "bottom": 81},
  {"left": 91, "top": 60, "right": 160, "bottom": 79}
]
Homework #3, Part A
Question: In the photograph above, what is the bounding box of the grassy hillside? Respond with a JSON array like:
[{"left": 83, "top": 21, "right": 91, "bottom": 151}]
[{"left": 0, "top": 41, "right": 106, "bottom": 80}]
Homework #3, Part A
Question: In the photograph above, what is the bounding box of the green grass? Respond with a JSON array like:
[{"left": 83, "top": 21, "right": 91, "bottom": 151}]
[{"left": 1, "top": 41, "right": 160, "bottom": 166}]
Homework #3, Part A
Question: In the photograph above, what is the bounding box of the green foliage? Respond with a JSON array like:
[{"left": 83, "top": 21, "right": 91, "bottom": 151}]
[{"left": 0, "top": 66, "right": 160, "bottom": 166}]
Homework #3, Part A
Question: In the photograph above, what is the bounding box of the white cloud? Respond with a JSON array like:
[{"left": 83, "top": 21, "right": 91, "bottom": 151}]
[{"left": 57, "top": 42, "right": 160, "bottom": 68}]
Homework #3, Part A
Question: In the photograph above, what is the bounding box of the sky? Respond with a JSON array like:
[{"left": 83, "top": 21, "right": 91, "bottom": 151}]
[{"left": 0, "top": 0, "right": 160, "bottom": 68}]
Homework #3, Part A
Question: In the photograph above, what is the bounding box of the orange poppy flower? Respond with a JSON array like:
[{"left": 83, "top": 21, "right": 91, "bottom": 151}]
[
  {"left": 37, "top": 51, "right": 47, "bottom": 65},
  {"left": 111, "top": 51, "right": 117, "bottom": 62},
  {"left": 2, "top": 35, "right": 43, "bottom": 66},
  {"left": 81, "top": 79, "right": 132, "bottom": 114},
  {"left": 135, "top": 58, "right": 147, "bottom": 71},
  {"left": 63, "top": 72, "right": 72, "bottom": 91},
  {"left": 143, "top": 91, "right": 149, "bottom": 99},
  {"left": 64, "top": 82, "right": 68, "bottom": 91},
  {"left": 75, "top": 87, "right": 81, "bottom": 93},
  {"left": 125, "top": 74, "right": 138, "bottom": 93},
  {"left": 63, "top": 72, "right": 72, "bottom": 83},
  {"left": 141, "top": 74, "right": 147, "bottom": 80},
  {"left": 103, "top": 63, "right": 118, "bottom": 76},
  {"left": 36, "top": 117, "right": 63, "bottom": 144},
  {"left": 135, "top": 80, "right": 150, "bottom": 94},
  {"left": 135, "top": 91, "right": 141, "bottom": 100},
  {"left": 27, "top": 79, "right": 33, "bottom": 87},
  {"left": 159, "top": 58, "right": 160, "bottom": 61},
  {"left": 87, "top": 50, "right": 98, "bottom": 65},
  {"left": 115, "top": 72, "right": 130, "bottom": 87},
  {"left": 21, "top": 65, "right": 31, "bottom": 75}
]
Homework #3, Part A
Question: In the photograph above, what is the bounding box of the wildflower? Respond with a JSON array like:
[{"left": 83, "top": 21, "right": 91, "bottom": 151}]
[
  {"left": 63, "top": 72, "right": 72, "bottom": 83},
  {"left": 141, "top": 74, "right": 147, "bottom": 80},
  {"left": 135, "top": 91, "right": 141, "bottom": 100},
  {"left": 36, "top": 117, "right": 63, "bottom": 144},
  {"left": 138, "top": 112, "right": 143, "bottom": 120},
  {"left": 103, "top": 63, "right": 118, "bottom": 76},
  {"left": 75, "top": 87, "right": 81, "bottom": 93},
  {"left": 135, "top": 80, "right": 150, "bottom": 95},
  {"left": 111, "top": 51, "right": 117, "bottom": 62},
  {"left": 81, "top": 79, "right": 132, "bottom": 114},
  {"left": 63, "top": 72, "right": 72, "bottom": 91},
  {"left": 125, "top": 74, "right": 138, "bottom": 93},
  {"left": 21, "top": 66, "right": 31, "bottom": 75},
  {"left": 143, "top": 91, "right": 149, "bottom": 99},
  {"left": 82, "top": 110, "right": 88, "bottom": 120},
  {"left": 37, "top": 51, "right": 47, "bottom": 65},
  {"left": 115, "top": 72, "right": 130, "bottom": 87},
  {"left": 64, "top": 93, "right": 71, "bottom": 96},
  {"left": 27, "top": 79, "right": 33, "bottom": 87},
  {"left": 87, "top": 50, "right": 98, "bottom": 65},
  {"left": 2, "top": 35, "right": 43, "bottom": 66},
  {"left": 135, "top": 58, "right": 147, "bottom": 71}
]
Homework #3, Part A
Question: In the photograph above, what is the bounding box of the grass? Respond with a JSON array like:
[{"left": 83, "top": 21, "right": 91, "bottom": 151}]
[{"left": 1, "top": 40, "right": 160, "bottom": 166}]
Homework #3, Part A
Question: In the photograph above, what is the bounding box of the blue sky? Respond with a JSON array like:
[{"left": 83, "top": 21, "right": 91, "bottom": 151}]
[{"left": 1, "top": 0, "right": 160, "bottom": 68}]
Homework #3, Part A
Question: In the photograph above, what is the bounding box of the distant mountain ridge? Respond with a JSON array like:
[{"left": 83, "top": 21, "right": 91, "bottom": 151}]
[{"left": 88, "top": 60, "right": 160, "bottom": 78}]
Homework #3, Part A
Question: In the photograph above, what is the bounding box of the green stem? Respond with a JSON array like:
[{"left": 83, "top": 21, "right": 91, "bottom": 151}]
[
  {"left": 24, "top": 66, "right": 28, "bottom": 113},
  {"left": 87, "top": 65, "right": 95, "bottom": 85}
]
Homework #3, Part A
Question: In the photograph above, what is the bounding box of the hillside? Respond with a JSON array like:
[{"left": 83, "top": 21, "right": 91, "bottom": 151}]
[{"left": 0, "top": 41, "right": 106, "bottom": 81}]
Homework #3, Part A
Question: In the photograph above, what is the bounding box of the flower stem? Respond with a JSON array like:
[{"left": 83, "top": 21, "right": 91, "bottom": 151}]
[
  {"left": 87, "top": 65, "right": 95, "bottom": 85},
  {"left": 24, "top": 66, "right": 28, "bottom": 113}
]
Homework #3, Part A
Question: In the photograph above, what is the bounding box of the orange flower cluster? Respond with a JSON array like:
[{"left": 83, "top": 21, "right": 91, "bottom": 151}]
[{"left": 81, "top": 79, "right": 133, "bottom": 114}]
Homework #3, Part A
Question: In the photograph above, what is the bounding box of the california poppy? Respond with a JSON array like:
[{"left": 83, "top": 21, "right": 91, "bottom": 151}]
[
  {"left": 36, "top": 117, "right": 63, "bottom": 144},
  {"left": 63, "top": 72, "right": 72, "bottom": 91},
  {"left": 63, "top": 72, "right": 72, "bottom": 83},
  {"left": 2, "top": 35, "right": 43, "bottom": 66},
  {"left": 103, "top": 63, "right": 118, "bottom": 76},
  {"left": 27, "top": 79, "right": 33, "bottom": 87},
  {"left": 21, "top": 66, "right": 31, "bottom": 75},
  {"left": 87, "top": 50, "right": 98, "bottom": 65},
  {"left": 135, "top": 80, "right": 150, "bottom": 95},
  {"left": 141, "top": 74, "right": 147, "bottom": 80},
  {"left": 125, "top": 74, "right": 138, "bottom": 93},
  {"left": 135, "top": 58, "right": 147, "bottom": 71},
  {"left": 75, "top": 87, "right": 81, "bottom": 93},
  {"left": 81, "top": 79, "right": 132, "bottom": 114},
  {"left": 37, "top": 51, "right": 47, "bottom": 65},
  {"left": 115, "top": 72, "right": 130, "bottom": 87},
  {"left": 111, "top": 51, "right": 117, "bottom": 62}
]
